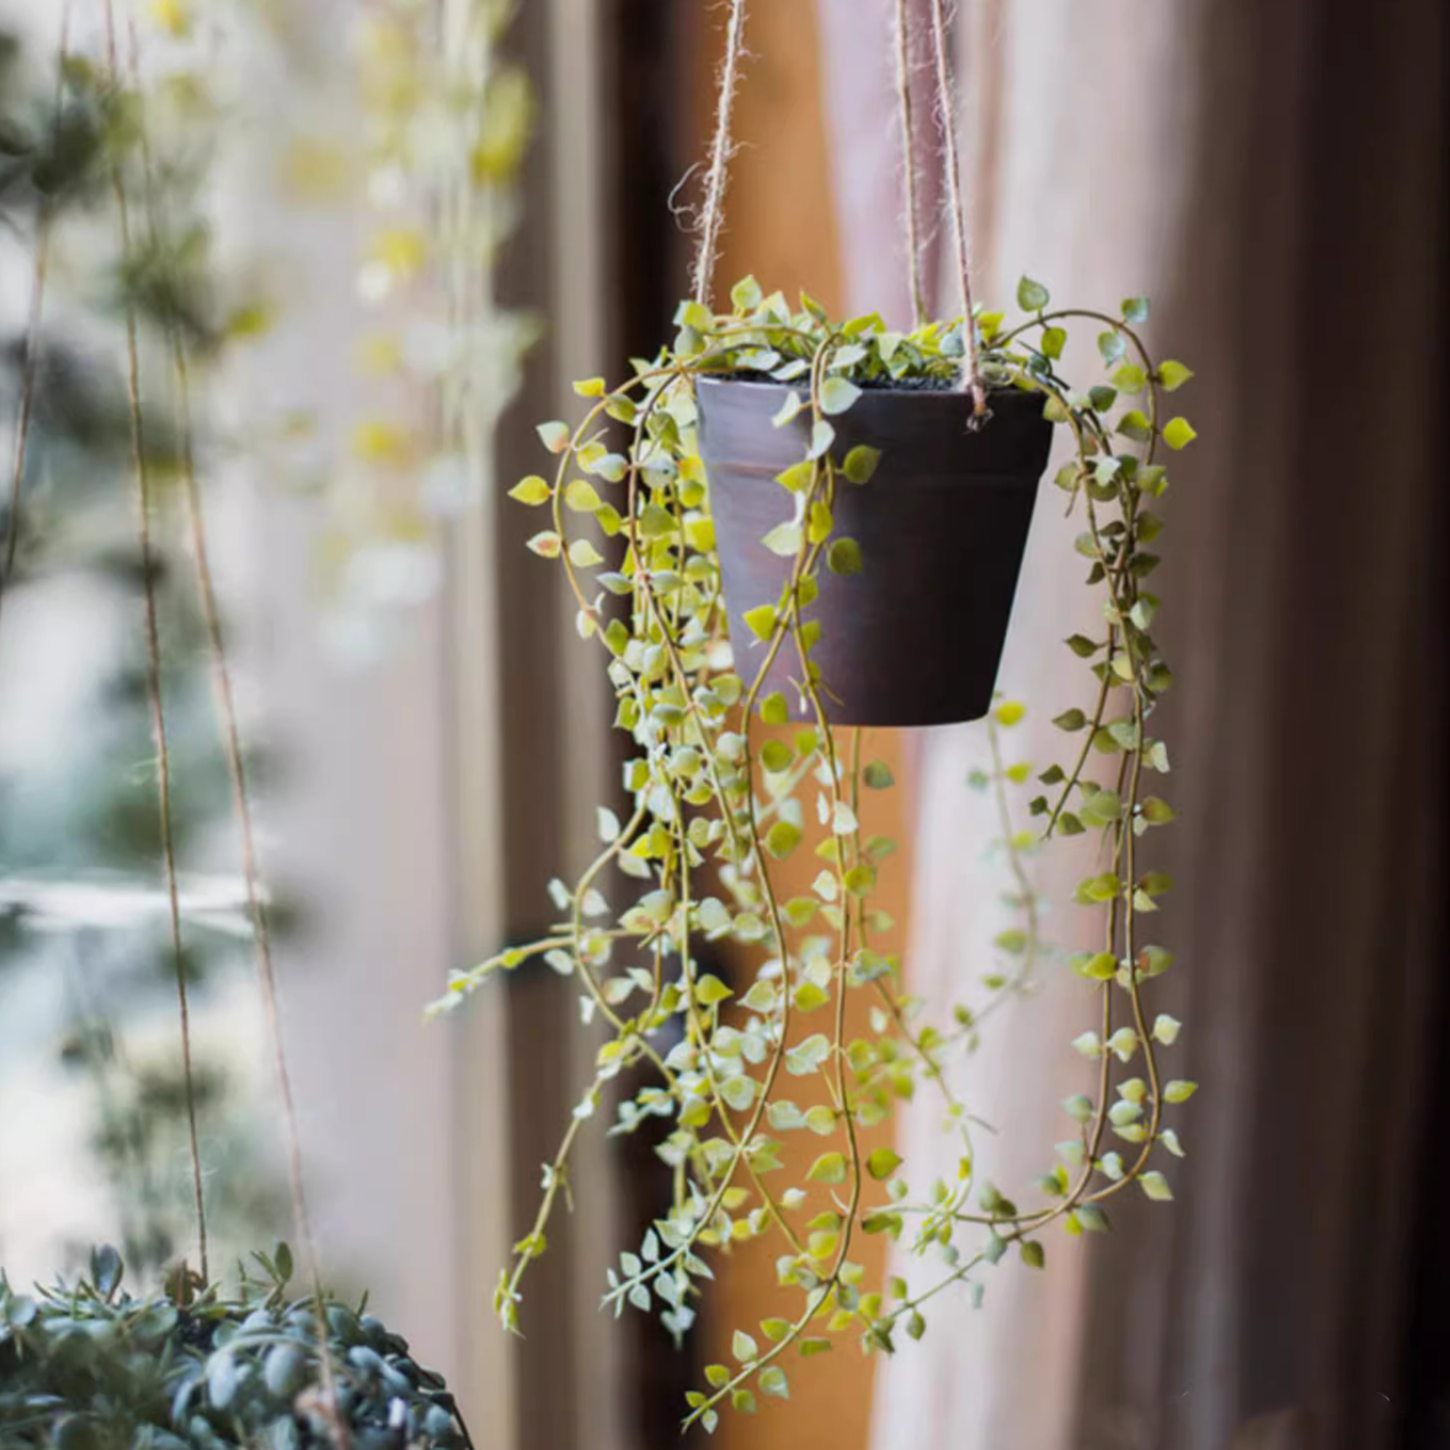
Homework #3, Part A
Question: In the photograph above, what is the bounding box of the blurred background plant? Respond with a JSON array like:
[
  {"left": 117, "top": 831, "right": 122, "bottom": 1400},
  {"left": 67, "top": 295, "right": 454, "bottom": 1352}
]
[{"left": 0, "top": 0, "right": 530, "bottom": 1289}]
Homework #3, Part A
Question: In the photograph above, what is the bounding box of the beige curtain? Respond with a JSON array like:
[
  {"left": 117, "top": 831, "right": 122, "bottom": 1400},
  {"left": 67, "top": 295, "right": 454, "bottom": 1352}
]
[{"left": 813, "top": 1, "right": 1447, "bottom": 1448}]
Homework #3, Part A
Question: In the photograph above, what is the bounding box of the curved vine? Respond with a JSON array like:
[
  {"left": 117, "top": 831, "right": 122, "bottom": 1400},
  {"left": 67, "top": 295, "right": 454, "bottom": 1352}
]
[{"left": 430, "top": 275, "right": 1196, "bottom": 1431}]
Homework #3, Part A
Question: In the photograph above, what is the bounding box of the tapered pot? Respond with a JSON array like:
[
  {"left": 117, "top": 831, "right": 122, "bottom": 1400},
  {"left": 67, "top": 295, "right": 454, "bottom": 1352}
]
[{"left": 697, "top": 377, "right": 1053, "bottom": 726}]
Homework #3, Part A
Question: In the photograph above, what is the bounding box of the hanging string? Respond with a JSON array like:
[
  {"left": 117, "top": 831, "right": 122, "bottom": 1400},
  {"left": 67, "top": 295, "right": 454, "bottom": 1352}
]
[
  {"left": 691, "top": 0, "right": 748, "bottom": 308},
  {"left": 99, "top": 0, "right": 208, "bottom": 1285},
  {"left": 892, "top": 0, "right": 929, "bottom": 329},
  {"left": 0, "top": 2, "right": 72, "bottom": 635},
  {"left": 924, "top": 0, "right": 987, "bottom": 416},
  {"left": 120, "top": 14, "right": 348, "bottom": 1443}
]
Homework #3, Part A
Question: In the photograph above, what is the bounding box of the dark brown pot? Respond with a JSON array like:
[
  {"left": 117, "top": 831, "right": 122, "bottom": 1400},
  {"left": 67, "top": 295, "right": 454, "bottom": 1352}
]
[{"left": 697, "top": 377, "right": 1053, "bottom": 727}]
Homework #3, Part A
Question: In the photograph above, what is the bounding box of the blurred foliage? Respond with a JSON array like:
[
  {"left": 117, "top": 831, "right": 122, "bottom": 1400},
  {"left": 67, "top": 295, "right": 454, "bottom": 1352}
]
[{"left": 0, "top": 0, "right": 534, "bottom": 1297}]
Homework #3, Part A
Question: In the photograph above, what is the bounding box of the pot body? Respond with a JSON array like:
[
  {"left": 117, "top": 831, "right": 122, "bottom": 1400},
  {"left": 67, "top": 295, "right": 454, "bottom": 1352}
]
[{"left": 697, "top": 377, "right": 1052, "bottom": 726}]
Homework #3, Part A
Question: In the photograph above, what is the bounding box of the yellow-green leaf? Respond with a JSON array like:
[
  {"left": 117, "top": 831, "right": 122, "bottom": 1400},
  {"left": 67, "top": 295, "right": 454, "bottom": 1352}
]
[{"left": 509, "top": 475, "right": 551, "bottom": 505}]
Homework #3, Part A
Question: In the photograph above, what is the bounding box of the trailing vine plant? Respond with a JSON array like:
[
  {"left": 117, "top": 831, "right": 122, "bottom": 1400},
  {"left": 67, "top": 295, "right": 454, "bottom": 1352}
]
[
  {"left": 429, "top": 0, "right": 1197, "bottom": 1432},
  {"left": 431, "top": 273, "right": 1198, "bottom": 1430}
]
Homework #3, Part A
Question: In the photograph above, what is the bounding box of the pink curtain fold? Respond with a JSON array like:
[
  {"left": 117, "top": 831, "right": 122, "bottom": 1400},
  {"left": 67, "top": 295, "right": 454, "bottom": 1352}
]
[{"left": 813, "top": 1, "right": 1447, "bottom": 1447}]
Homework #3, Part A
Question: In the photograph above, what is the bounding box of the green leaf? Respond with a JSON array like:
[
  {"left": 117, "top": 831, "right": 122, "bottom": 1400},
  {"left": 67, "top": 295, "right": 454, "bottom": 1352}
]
[
  {"left": 90, "top": 1245, "right": 123, "bottom": 1298},
  {"left": 805, "top": 1104, "right": 836, "bottom": 1134},
  {"left": 808, "top": 498, "right": 834, "bottom": 544},
  {"left": 567, "top": 539, "right": 604, "bottom": 568},
  {"left": 761, "top": 692, "right": 789, "bottom": 725},
  {"left": 863, "top": 760, "right": 894, "bottom": 789},
  {"left": 1139, "top": 1171, "right": 1174, "bottom": 1202},
  {"left": 537, "top": 420, "right": 571, "bottom": 453},
  {"left": 509, "top": 474, "right": 552, "bottom": 505},
  {"left": 1152, "top": 1014, "right": 1182, "bottom": 1045},
  {"left": 1080, "top": 788, "right": 1122, "bottom": 825},
  {"left": 1017, "top": 275, "right": 1051, "bottom": 312},
  {"left": 1157, "top": 359, "right": 1194, "bottom": 392},
  {"left": 793, "top": 980, "right": 829, "bottom": 1012},
  {"left": 809, "top": 419, "right": 837, "bottom": 459},
  {"left": 807, "top": 1151, "right": 847, "bottom": 1184},
  {"left": 1097, "top": 330, "right": 1127, "bottom": 364},
  {"left": 760, "top": 739, "right": 794, "bottom": 773},
  {"left": 1053, "top": 708, "right": 1087, "bottom": 731},
  {"left": 776, "top": 460, "right": 816, "bottom": 492},
  {"left": 1163, "top": 1079, "right": 1198, "bottom": 1103},
  {"left": 843, "top": 444, "right": 881, "bottom": 483},
  {"left": 819, "top": 376, "right": 861, "bottom": 416},
  {"left": 695, "top": 974, "right": 733, "bottom": 1007},
  {"left": 1117, "top": 409, "right": 1152, "bottom": 442},
  {"left": 743, "top": 604, "right": 778, "bottom": 641},
  {"left": 1041, "top": 325, "right": 1067, "bottom": 359},
  {"left": 867, "top": 1148, "right": 902, "bottom": 1181},
  {"left": 732, "top": 1330, "right": 759, "bottom": 1362},
  {"left": 762, "top": 522, "right": 803, "bottom": 557},
  {"left": 765, "top": 820, "right": 802, "bottom": 859},
  {"left": 1121, "top": 296, "right": 1149, "bottom": 323},
  {"left": 772, "top": 392, "right": 806, "bottom": 428},
  {"left": 827, "top": 537, "right": 863, "bottom": 575},
  {"left": 994, "top": 699, "right": 1025, "bottom": 726},
  {"left": 731, "top": 275, "right": 763, "bottom": 311},
  {"left": 1065, "top": 634, "right": 1099, "bottom": 657},
  {"left": 759, "top": 1366, "right": 789, "bottom": 1400},
  {"left": 1020, "top": 1241, "right": 1046, "bottom": 1269},
  {"left": 1073, "top": 951, "right": 1119, "bottom": 981},
  {"left": 1111, "top": 362, "right": 1147, "bottom": 392},
  {"left": 786, "top": 1034, "right": 831, "bottom": 1075},
  {"left": 1162, "top": 416, "right": 1197, "bottom": 449}
]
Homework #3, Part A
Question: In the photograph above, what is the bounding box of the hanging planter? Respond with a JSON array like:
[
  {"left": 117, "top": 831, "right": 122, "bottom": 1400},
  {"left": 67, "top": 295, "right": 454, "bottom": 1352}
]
[
  {"left": 441, "top": 265, "right": 1201, "bottom": 1431},
  {"left": 698, "top": 375, "right": 1051, "bottom": 725},
  {"left": 434, "top": 0, "right": 1203, "bottom": 1435}
]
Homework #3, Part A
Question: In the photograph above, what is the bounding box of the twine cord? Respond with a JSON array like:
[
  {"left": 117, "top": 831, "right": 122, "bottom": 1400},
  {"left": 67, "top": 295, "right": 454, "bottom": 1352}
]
[
  {"left": 893, "top": 0, "right": 929, "bottom": 328},
  {"left": 691, "top": 0, "right": 748, "bottom": 309},
  {"left": 924, "top": 0, "right": 986, "bottom": 413}
]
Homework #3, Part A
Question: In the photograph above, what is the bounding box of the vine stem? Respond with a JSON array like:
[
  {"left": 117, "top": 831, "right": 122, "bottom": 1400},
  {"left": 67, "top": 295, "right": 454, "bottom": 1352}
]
[
  {"left": 117, "top": 15, "right": 344, "bottom": 1439},
  {"left": 0, "top": 2, "right": 71, "bottom": 635}
]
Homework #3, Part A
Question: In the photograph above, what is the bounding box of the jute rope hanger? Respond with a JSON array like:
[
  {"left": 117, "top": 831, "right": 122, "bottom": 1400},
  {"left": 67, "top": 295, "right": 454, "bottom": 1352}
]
[
  {"left": 99, "top": 0, "right": 208, "bottom": 1288},
  {"left": 693, "top": 0, "right": 987, "bottom": 415}
]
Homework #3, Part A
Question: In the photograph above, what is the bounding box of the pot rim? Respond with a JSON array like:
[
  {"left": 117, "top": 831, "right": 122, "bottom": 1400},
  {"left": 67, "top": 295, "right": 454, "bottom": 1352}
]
[{"left": 694, "top": 373, "right": 1046, "bottom": 406}]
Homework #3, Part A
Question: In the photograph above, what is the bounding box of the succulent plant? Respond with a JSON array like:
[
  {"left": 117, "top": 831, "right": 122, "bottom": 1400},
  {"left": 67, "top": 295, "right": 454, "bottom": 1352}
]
[{"left": 0, "top": 1247, "right": 471, "bottom": 1450}]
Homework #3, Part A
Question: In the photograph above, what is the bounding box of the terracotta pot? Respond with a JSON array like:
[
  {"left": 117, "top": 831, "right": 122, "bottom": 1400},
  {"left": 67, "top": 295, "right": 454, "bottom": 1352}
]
[{"left": 697, "top": 377, "right": 1052, "bottom": 726}]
